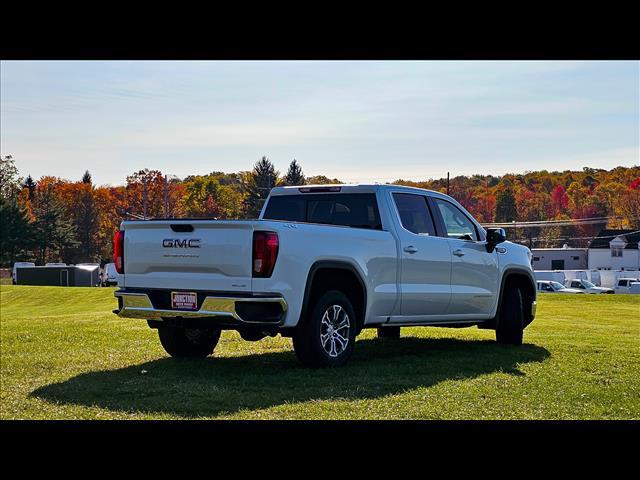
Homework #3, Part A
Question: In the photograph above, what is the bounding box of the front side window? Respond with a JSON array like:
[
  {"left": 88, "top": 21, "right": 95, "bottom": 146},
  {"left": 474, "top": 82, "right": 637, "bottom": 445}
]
[
  {"left": 392, "top": 193, "right": 436, "bottom": 236},
  {"left": 434, "top": 199, "right": 478, "bottom": 241}
]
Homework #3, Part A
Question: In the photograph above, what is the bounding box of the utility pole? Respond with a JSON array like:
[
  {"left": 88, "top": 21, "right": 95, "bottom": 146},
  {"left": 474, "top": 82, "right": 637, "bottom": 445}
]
[
  {"left": 446, "top": 172, "right": 450, "bottom": 195},
  {"left": 143, "top": 178, "right": 148, "bottom": 219},
  {"left": 164, "top": 174, "right": 169, "bottom": 218}
]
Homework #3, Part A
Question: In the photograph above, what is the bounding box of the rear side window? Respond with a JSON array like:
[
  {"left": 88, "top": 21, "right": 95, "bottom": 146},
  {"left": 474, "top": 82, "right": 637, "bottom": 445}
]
[
  {"left": 392, "top": 193, "right": 436, "bottom": 236},
  {"left": 262, "top": 195, "right": 306, "bottom": 222},
  {"left": 263, "top": 193, "right": 382, "bottom": 230}
]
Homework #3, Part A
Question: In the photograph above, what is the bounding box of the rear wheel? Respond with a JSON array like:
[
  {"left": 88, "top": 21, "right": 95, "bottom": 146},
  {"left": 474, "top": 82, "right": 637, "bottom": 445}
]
[
  {"left": 157, "top": 325, "right": 221, "bottom": 358},
  {"left": 495, "top": 285, "right": 524, "bottom": 345},
  {"left": 377, "top": 326, "right": 401, "bottom": 339},
  {"left": 293, "top": 290, "right": 357, "bottom": 368}
]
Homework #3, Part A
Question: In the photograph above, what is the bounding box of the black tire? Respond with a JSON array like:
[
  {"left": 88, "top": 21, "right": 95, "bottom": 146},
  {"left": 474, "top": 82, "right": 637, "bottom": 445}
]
[
  {"left": 495, "top": 285, "right": 524, "bottom": 345},
  {"left": 377, "top": 326, "right": 401, "bottom": 339},
  {"left": 157, "top": 325, "right": 221, "bottom": 358},
  {"left": 292, "top": 290, "right": 357, "bottom": 368}
]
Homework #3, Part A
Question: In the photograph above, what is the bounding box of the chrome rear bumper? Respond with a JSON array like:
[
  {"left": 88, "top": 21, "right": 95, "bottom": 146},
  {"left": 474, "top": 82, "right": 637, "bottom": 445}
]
[{"left": 114, "top": 290, "right": 287, "bottom": 324}]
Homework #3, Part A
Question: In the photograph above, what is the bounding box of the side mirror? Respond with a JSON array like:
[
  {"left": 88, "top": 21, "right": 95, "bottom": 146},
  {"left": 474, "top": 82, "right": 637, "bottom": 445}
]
[{"left": 486, "top": 227, "right": 507, "bottom": 252}]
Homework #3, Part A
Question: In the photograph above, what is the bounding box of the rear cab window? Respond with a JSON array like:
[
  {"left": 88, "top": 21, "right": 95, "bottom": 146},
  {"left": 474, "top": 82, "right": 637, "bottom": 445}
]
[{"left": 263, "top": 193, "right": 382, "bottom": 230}]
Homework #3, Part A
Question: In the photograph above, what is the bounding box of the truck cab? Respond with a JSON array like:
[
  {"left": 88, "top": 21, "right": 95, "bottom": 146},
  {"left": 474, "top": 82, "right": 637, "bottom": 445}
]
[
  {"left": 614, "top": 278, "right": 640, "bottom": 294},
  {"left": 564, "top": 278, "right": 614, "bottom": 294}
]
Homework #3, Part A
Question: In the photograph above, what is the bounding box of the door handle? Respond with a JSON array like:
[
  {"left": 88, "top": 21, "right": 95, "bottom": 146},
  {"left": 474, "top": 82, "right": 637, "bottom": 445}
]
[
  {"left": 453, "top": 249, "right": 465, "bottom": 257},
  {"left": 403, "top": 245, "right": 418, "bottom": 254}
]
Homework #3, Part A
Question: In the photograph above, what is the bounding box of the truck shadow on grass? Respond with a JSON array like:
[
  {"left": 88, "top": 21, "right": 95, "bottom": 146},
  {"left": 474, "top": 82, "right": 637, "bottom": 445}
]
[{"left": 31, "top": 337, "right": 549, "bottom": 418}]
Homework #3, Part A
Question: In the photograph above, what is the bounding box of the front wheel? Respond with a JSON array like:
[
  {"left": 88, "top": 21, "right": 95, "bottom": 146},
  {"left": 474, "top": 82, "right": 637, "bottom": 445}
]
[
  {"left": 495, "top": 286, "right": 524, "bottom": 345},
  {"left": 157, "top": 325, "right": 221, "bottom": 358},
  {"left": 292, "top": 290, "right": 357, "bottom": 368}
]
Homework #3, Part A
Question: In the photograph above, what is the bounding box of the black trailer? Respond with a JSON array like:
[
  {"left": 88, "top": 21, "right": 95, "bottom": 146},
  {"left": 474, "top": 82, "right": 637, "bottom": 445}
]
[{"left": 15, "top": 265, "right": 100, "bottom": 287}]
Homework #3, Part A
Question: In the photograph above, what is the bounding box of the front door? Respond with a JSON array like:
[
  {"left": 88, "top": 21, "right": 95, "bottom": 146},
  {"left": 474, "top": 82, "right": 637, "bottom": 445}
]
[
  {"left": 390, "top": 192, "right": 452, "bottom": 318},
  {"left": 432, "top": 198, "right": 499, "bottom": 316}
]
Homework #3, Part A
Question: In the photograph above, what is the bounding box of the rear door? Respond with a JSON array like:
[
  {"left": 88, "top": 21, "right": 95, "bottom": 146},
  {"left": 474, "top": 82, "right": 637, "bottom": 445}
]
[
  {"left": 431, "top": 197, "right": 499, "bottom": 316},
  {"left": 123, "top": 220, "right": 255, "bottom": 292},
  {"left": 389, "top": 192, "right": 452, "bottom": 318}
]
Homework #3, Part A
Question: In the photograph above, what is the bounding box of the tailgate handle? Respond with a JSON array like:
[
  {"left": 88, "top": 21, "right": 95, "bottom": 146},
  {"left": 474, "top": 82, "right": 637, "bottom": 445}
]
[{"left": 170, "top": 224, "right": 194, "bottom": 232}]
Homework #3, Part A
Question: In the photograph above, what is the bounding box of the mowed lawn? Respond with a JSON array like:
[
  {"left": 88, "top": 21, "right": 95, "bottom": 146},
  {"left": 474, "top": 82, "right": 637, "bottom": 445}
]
[{"left": 1, "top": 285, "right": 638, "bottom": 420}]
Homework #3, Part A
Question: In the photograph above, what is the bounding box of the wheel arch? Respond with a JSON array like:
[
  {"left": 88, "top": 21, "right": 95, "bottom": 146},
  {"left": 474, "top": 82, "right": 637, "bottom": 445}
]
[
  {"left": 300, "top": 260, "right": 367, "bottom": 334},
  {"left": 483, "top": 267, "right": 537, "bottom": 329}
]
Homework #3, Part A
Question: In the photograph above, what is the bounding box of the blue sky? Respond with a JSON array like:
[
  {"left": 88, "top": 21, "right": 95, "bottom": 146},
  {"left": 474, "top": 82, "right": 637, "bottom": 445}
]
[{"left": 1, "top": 61, "right": 638, "bottom": 186}]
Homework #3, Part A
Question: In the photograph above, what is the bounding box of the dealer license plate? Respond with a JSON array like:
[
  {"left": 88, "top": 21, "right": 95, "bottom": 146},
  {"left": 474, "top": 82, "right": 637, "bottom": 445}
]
[{"left": 171, "top": 291, "right": 198, "bottom": 310}]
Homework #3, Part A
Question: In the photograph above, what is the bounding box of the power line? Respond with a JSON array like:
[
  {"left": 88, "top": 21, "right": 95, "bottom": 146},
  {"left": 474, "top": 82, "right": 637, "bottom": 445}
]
[
  {"left": 483, "top": 216, "right": 630, "bottom": 228},
  {"left": 510, "top": 230, "right": 640, "bottom": 244}
]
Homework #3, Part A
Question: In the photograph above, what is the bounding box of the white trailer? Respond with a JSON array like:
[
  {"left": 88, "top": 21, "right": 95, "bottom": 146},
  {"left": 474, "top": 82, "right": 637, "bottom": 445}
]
[
  {"left": 534, "top": 270, "right": 566, "bottom": 284},
  {"left": 563, "top": 270, "right": 589, "bottom": 282}
]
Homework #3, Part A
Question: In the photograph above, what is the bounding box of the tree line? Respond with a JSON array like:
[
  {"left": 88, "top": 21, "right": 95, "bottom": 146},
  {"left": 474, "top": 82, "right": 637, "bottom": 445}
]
[{"left": 1, "top": 153, "right": 639, "bottom": 266}]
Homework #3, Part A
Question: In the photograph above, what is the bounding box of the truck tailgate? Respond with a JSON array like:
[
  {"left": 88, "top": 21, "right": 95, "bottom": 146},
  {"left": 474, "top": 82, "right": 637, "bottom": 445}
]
[{"left": 122, "top": 220, "right": 255, "bottom": 292}]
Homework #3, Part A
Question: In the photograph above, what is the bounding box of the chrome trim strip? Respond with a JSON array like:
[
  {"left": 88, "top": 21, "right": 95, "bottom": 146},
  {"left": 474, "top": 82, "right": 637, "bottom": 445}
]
[{"left": 114, "top": 291, "right": 287, "bottom": 324}]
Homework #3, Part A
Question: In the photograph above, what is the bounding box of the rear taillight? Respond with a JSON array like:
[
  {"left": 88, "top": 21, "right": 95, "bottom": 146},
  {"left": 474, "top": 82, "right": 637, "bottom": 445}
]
[
  {"left": 252, "top": 231, "right": 278, "bottom": 278},
  {"left": 113, "top": 230, "right": 125, "bottom": 274}
]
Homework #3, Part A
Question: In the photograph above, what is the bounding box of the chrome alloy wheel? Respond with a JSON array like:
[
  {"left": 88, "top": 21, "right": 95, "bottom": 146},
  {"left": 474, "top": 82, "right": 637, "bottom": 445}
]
[{"left": 320, "top": 304, "right": 350, "bottom": 358}]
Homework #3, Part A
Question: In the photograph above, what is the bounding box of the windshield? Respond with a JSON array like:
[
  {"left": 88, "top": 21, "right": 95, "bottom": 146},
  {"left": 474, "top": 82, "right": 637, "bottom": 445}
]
[
  {"left": 582, "top": 280, "right": 596, "bottom": 288},
  {"left": 549, "top": 281, "right": 565, "bottom": 290}
]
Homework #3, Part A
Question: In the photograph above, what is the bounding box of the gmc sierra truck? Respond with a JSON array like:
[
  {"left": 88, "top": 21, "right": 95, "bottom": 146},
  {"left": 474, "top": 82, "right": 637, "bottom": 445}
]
[{"left": 113, "top": 184, "right": 537, "bottom": 367}]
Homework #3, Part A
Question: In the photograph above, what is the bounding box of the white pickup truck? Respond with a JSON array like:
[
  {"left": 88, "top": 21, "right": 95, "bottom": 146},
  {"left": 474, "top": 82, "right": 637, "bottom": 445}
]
[{"left": 113, "top": 184, "right": 537, "bottom": 367}]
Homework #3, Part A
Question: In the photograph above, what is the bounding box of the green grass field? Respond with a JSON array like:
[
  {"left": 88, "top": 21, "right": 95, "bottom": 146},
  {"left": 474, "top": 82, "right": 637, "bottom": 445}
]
[{"left": 1, "top": 285, "right": 638, "bottom": 419}]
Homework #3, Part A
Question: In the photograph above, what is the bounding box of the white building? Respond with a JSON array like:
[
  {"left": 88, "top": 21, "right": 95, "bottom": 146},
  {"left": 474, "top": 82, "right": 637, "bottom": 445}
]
[
  {"left": 587, "top": 229, "right": 640, "bottom": 271},
  {"left": 531, "top": 246, "right": 587, "bottom": 270}
]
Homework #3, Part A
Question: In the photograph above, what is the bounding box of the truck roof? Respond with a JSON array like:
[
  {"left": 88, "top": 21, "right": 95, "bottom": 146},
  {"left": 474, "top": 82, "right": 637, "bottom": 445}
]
[{"left": 269, "top": 183, "right": 444, "bottom": 197}]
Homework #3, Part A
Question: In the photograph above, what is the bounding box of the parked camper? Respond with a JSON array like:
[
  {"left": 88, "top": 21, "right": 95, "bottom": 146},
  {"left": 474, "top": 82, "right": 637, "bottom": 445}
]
[
  {"left": 613, "top": 278, "right": 640, "bottom": 294},
  {"left": 16, "top": 265, "right": 100, "bottom": 287},
  {"left": 11, "top": 262, "right": 35, "bottom": 284},
  {"left": 101, "top": 263, "right": 118, "bottom": 286},
  {"left": 534, "top": 270, "right": 566, "bottom": 284}
]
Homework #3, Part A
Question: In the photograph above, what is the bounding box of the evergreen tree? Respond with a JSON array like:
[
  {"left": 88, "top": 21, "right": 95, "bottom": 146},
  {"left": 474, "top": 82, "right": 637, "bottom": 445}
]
[
  {"left": 23, "top": 175, "right": 36, "bottom": 201},
  {"left": 284, "top": 159, "right": 305, "bottom": 186},
  {"left": 66, "top": 185, "right": 100, "bottom": 263},
  {"left": 0, "top": 197, "right": 33, "bottom": 265},
  {"left": 31, "top": 185, "right": 78, "bottom": 264},
  {"left": 81, "top": 170, "right": 92, "bottom": 185},
  {"left": 243, "top": 156, "right": 279, "bottom": 218},
  {"left": 495, "top": 188, "right": 517, "bottom": 223}
]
